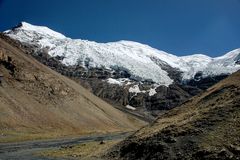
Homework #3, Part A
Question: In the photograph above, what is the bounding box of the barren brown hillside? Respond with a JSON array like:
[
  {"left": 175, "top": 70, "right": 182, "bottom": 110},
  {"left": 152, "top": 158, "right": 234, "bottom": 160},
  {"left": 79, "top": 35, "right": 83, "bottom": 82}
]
[{"left": 0, "top": 36, "right": 146, "bottom": 142}]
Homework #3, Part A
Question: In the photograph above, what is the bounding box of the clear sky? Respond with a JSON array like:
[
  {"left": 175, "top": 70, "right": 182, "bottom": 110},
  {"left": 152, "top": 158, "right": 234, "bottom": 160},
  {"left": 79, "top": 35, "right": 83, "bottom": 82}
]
[{"left": 0, "top": 0, "right": 240, "bottom": 57}]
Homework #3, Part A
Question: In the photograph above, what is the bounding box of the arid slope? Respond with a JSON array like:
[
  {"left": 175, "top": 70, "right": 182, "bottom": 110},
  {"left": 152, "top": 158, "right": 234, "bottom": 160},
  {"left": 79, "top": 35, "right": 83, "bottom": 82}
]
[
  {"left": 0, "top": 36, "right": 146, "bottom": 142},
  {"left": 105, "top": 71, "right": 240, "bottom": 159}
]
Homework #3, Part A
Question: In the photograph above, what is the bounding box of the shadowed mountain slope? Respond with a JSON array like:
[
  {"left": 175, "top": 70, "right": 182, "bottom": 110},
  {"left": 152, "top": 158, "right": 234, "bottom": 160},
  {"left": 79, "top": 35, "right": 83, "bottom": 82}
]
[{"left": 105, "top": 70, "right": 240, "bottom": 160}]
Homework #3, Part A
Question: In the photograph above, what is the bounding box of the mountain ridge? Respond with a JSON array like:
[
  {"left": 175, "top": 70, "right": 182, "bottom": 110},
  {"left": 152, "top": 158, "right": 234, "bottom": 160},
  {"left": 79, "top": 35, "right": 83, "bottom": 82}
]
[
  {"left": 3, "top": 22, "right": 240, "bottom": 115},
  {"left": 4, "top": 22, "right": 240, "bottom": 84}
]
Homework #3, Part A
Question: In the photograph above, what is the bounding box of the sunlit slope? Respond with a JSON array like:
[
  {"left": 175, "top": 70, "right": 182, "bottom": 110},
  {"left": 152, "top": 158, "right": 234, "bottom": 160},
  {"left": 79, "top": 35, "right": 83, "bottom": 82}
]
[{"left": 0, "top": 36, "right": 146, "bottom": 142}]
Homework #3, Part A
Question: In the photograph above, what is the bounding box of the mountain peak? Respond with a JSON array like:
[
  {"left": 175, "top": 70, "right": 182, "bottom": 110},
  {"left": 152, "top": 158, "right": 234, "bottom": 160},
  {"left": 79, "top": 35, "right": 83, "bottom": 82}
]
[
  {"left": 5, "top": 21, "right": 66, "bottom": 39},
  {"left": 19, "top": 21, "right": 34, "bottom": 28},
  {"left": 219, "top": 48, "right": 240, "bottom": 59}
]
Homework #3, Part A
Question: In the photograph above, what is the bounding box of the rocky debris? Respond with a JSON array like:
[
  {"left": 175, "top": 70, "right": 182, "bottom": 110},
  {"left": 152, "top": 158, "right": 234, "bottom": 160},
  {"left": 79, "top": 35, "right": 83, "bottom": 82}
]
[
  {"left": 60, "top": 145, "right": 73, "bottom": 149},
  {"left": 227, "top": 144, "right": 240, "bottom": 156}
]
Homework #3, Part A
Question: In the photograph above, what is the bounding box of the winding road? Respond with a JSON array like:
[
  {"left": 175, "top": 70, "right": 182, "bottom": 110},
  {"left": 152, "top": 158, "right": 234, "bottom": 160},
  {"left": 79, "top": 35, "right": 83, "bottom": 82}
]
[{"left": 0, "top": 132, "right": 131, "bottom": 160}]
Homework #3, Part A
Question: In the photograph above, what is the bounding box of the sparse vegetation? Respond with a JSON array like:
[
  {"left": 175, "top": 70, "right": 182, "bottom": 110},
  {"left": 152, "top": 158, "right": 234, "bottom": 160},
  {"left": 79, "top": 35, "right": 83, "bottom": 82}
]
[
  {"left": 105, "top": 71, "right": 240, "bottom": 159},
  {"left": 39, "top": 140, "right": 121, "bottom": 160}
]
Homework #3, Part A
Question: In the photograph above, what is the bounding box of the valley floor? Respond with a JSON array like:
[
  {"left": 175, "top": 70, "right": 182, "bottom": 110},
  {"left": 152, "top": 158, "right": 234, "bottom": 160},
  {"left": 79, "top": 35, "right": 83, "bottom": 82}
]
[{"left": 0, "top": 132, "right": 130, "bottom": 160}]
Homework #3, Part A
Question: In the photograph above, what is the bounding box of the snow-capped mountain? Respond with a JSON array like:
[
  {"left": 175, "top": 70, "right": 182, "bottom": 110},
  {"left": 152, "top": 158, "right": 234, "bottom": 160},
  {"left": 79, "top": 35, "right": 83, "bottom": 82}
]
[
  {"left": 5, "top": 22, "right": 240, "bottom": 85},
  {"left": 3, "top": 22, "right": 240, "bottom": 114}
]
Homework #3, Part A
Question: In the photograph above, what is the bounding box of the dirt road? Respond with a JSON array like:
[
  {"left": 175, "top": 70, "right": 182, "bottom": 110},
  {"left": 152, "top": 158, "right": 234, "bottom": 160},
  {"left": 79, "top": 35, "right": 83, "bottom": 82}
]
[{"left": 0, "top": 132, "right": 131, "bottom": 160}]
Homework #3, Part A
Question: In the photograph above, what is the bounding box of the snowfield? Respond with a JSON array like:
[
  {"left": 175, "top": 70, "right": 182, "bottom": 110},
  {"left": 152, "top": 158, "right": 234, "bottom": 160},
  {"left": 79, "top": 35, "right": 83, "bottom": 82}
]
[{"left": 4, "top": 22, "right": 240, "bottom": 87}]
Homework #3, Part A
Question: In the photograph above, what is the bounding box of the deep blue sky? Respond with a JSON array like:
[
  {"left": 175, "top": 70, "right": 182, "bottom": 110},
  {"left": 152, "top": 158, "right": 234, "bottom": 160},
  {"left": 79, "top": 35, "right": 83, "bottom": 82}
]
[{"left": 0, "top": 0, "right": 240, "bottom": 57}]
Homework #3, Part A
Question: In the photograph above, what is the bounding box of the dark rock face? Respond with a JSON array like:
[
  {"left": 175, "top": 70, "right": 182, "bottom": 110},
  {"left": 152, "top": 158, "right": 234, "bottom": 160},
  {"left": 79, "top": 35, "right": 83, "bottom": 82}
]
[
  {"left": 0, "top": 33, "right": 229, "bottom": 116},
  {"left": 82, "top": 79, "right": 130, "bottom": 106},
  {"left": 184, "top": 72, "right": 229, "bottom": 90},
  {"left": 145, "top": 85, "right": 191, "bottom": 110}
]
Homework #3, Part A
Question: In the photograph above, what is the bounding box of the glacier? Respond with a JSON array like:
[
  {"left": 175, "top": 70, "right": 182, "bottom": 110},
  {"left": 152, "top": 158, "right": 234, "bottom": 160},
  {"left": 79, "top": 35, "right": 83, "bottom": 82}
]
[{"left": 4, "top": 22, "right": 240, "bottom": 87}]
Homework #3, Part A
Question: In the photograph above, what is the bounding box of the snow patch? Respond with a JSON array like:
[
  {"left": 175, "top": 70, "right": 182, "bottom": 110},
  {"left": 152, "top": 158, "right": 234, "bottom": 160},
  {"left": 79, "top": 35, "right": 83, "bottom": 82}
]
[
  {"left": 125, "top": 105, "right": 136, "bottom": 111},
  {"left": 149, "top": 88, "right": 157, "bottom": 96},
  {"left": 106, "top": 78, "right": 122, "bottom": 85},
  {"left": 106, "top": 78, "right": 131, "bottom": 86},
  {"left": 129, "top": 85, "right": 146, "bottom": 94},
  {"left": 129, "top": 84, "right": 159, "bottom": 96}
]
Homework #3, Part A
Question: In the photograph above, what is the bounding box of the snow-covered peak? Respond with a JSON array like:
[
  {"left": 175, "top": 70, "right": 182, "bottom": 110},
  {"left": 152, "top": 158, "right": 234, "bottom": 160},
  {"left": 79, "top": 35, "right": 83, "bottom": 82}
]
[
  {"left": 3, "top": 22, "right": 240, "bottom": 86},
  {"left": 200, "top": 49, "right": 240, "bottom": 77},
  {"left": 5, "top": 22, "right": 66, "bottom": 39},
  {"left": 181, "top": 54, "right": 212, "bottom": 60},
  {"left": 215, "top": 48, "right": 240, "bottom": 60}
]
